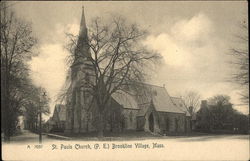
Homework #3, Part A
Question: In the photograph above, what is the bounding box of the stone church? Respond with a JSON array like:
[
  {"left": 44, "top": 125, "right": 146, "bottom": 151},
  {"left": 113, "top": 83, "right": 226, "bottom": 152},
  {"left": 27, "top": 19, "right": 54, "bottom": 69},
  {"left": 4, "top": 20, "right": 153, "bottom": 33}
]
[{"left": 64, "top": 7, "right": 191, "bottom": 135}]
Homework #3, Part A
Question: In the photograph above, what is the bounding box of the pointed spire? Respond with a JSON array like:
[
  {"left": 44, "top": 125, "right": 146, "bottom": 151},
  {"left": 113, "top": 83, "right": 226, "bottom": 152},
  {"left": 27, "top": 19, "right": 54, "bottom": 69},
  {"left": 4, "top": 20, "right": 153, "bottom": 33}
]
[
  {"left": 79, "top": 6, "right": 87, "bottom": 33},
  {"left": 72, "top": 5, "right": 91, "bottom": 66}
]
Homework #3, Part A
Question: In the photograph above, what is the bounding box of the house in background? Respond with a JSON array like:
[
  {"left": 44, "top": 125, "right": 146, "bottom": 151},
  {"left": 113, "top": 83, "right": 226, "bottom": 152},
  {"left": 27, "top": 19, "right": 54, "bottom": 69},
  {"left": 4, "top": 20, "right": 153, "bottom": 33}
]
[{"left": 51, "top": 104, "right": 66, "bottom": 132}]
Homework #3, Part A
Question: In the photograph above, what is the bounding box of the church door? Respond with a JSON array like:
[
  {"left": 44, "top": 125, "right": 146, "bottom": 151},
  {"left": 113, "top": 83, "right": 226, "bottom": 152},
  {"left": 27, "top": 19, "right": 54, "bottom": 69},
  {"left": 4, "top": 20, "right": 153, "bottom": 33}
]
[{"left": 149, "top": 113, "right": 154, "bottom": 132}]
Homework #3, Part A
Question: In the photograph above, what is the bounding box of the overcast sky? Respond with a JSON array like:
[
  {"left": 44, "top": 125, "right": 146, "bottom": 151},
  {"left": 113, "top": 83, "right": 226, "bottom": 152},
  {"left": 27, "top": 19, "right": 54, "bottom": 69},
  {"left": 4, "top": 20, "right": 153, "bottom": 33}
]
[{"left": 11, "top": 1, "right": 248, "bottom": 116}]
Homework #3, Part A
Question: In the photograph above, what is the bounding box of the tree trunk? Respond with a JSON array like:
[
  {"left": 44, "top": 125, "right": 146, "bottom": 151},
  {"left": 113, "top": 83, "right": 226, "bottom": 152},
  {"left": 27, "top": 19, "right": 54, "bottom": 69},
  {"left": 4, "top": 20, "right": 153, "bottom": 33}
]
[
  {"left": 97, "top": 113, "right": 104, "bottom": 137},
  {"left": 3, "top": 74, "right": 11, "bottom": 142}
]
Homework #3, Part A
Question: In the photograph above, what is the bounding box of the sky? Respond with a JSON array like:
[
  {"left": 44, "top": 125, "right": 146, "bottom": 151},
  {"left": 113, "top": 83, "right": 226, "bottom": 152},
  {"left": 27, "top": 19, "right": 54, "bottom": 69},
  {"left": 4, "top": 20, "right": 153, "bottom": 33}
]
[{"left": 11, "top": 1, "right": 248, "bottom": 117}]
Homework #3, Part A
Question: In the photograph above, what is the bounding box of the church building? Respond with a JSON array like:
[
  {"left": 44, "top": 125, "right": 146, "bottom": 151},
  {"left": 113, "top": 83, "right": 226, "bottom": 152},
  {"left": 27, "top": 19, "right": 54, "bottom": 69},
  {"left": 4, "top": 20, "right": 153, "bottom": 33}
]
[{"left": 64, "top": 7, "right": 191, "bottom": 135}]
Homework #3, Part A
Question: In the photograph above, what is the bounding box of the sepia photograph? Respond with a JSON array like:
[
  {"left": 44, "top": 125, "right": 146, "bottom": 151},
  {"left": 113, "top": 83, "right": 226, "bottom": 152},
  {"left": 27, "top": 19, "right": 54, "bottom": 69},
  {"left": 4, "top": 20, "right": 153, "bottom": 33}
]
[{"left": 1, "top": 1, "right": 249, "bottom": 160}]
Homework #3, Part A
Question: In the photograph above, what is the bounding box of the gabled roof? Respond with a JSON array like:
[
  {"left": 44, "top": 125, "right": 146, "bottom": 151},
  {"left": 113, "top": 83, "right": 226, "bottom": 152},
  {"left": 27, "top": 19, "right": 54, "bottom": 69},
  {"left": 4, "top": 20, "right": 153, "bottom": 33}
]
[
  {"left": 171, "top": 97, "right": 191, "bottom": 116},
  {"left": 111, "top": 84, "right": 185, "bottom": 114},
  {"left": 149, "top": 85, "right": 184, "bottom": 114},
  {"left": 112, "top": 90, "right": 139, "bottom": 109},
  {"left": 54, "top": 104, "right": 66, "bottom": 121},
  {"left": 137, "top": 103, "right": 152, "bottom": 116}
]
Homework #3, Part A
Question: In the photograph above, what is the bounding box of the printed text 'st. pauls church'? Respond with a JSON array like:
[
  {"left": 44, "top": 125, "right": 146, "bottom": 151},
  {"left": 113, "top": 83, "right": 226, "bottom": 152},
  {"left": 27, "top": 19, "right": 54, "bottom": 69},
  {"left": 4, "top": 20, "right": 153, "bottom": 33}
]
[{"left": 54, "top": 7, "right": 192, "bottom": 135}]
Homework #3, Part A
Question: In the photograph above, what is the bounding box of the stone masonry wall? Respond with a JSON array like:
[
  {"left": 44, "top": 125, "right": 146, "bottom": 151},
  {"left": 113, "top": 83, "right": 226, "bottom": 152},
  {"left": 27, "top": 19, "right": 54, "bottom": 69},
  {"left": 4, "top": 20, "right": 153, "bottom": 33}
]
[{"left": 158, "top": 112, "right": 186, "bottom": 134}]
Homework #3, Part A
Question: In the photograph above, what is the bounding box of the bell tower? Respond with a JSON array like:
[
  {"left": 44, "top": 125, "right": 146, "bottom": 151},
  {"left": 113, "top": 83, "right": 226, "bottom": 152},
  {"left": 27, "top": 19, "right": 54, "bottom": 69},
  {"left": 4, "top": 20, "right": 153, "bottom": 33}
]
[{"left": 65, "top": 6, "right": 94, "bottom": 133}]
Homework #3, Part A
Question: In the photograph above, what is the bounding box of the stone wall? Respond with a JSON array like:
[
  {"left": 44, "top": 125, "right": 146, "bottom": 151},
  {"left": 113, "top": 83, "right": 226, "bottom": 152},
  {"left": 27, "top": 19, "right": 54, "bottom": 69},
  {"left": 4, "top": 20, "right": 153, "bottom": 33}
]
[
  {"left": 122, "top": 109, "right": 139, "bottom": 130},
  {"left": 64, "top": 105, "right": 73, "bottom": 133},
  {"left": 104, "top": 99, "right": 123, "bottom": 132},
  {"left": 65, "top": 85, "right": 191, "bottom": 134},
  {"left": 158, "top": 112, "right": 186, "bottom": 134}
]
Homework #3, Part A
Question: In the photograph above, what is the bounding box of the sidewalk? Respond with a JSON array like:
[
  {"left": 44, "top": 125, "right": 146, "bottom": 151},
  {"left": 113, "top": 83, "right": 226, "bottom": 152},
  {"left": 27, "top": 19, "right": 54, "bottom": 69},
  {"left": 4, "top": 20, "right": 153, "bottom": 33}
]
[
  {"left": 2, "top": 130, "right": 41, "bottom": 143},
  {"left": 2, "top": 130, "right": 65, "bottom": 143},
  {"left": 43, "top": 133, "right": 71, "bottom": 140}
]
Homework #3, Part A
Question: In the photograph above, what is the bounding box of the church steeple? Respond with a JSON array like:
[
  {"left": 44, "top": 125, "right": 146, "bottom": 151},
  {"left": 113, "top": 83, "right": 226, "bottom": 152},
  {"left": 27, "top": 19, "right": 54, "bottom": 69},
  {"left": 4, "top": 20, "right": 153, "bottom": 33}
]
[
  {"left": 79, "top": 6, "right": 87, "bottom": 35},
  {"left": 73, "top": 6, "right": 91, "bottom": 66}
]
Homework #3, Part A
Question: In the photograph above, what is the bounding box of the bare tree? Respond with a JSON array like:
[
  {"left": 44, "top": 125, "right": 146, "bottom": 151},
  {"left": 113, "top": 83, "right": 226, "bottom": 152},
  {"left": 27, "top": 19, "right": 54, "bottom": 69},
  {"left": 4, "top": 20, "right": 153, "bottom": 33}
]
[
  {"left": 181, "top": 90, "right": 201, "bottom": 116},
  {"left": 23, "top": 86, "right": 50, "bottom": 131},
  {"left": 208, "top": 95, "right": 231, "bottom": 106},
  {"left": 1, "top": 2, "right": 37, "bottom": 141},
  {"left": 196, "top": 94, "right": 248, "bottom": 133},
  {"left": 230, "top": 17, "right": 249, "bottom": 104},
  {"left": 62, "top": 16, "right": 161, "bottom": 137},
  {"left": 207, "top": 95, "right": 234, "bottom": 130}
]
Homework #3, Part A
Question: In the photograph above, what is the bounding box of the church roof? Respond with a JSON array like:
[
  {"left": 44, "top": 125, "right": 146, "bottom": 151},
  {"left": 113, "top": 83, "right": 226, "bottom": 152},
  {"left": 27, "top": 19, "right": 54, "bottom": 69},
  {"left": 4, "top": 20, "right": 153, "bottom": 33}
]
[
  {"left": 137, "top": 103, "right": 152, "bottom": 116},
  {"left": 112, "top": 84, "right": 186, "bottom": 114},
  {"left": 149, "top": 85, "right": 184, "bottom": 114},
  {"left": 171, "top": 97, "right": 191, "bottom": 116},
  {"left": 112, "top": 90, "right": 139, "bottom": 109}
]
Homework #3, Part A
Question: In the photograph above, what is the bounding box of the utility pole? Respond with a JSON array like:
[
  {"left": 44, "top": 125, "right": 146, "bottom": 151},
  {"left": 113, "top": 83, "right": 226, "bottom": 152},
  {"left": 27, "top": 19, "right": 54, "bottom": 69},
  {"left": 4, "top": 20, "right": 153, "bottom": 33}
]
[{"left": 39, "top": 91, "right": 46, "bottom": 144}]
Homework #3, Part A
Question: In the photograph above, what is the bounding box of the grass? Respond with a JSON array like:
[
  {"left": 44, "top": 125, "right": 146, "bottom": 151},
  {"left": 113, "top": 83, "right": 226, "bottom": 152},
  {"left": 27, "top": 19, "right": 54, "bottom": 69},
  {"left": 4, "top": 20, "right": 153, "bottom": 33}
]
[
  {"left": 46, "top": 130, "right": 250, "bottom": 141},
  {"left": 48, "top": 130, "right": 216, "bottom": 141},
  {"left": 52, "top": 130, "right": 155, "bottom": 138}
]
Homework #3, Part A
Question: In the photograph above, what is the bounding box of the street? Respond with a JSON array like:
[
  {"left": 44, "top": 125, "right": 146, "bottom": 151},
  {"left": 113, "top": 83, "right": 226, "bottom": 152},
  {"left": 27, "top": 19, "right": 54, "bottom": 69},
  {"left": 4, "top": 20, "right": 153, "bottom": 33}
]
[
  {"left": 5, "top": 130, "right": 56, "bottom": 144},
  {"left": 2, "top": 130, "right": 249, "bottom": 160}
]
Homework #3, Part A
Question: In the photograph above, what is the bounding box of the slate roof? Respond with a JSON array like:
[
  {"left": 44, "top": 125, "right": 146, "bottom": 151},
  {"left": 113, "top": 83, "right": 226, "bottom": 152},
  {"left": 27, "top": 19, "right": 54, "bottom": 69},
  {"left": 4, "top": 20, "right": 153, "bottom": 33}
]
[
  {"left": 137, "top": 103, "right": 152, "bottom": 116},
  {"left": 171, "top": 97, "right": 191, "bottom": 116},
  {"left": 54, "top": 104, "right": 66, "bottom": 121},
  {"left": 149, "top": 85, "right": 184, "bottom": 114},
  {"left": 112, "top": 90, "right": 139, "bottom": 109},
  {"left": 111, "top": 84, "right": 186, "bottom": 114}
]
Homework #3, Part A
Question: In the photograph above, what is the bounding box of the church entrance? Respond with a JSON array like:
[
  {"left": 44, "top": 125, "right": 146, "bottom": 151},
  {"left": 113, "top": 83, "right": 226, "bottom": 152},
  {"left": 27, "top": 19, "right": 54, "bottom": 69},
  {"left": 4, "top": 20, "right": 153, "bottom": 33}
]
[{"left": 149, "top": 113, "right": 154, "bottom": 132}]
